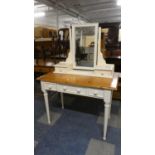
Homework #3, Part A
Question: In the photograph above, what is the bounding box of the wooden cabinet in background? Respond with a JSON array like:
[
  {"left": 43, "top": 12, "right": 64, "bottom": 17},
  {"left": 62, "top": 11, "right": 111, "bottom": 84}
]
[{"left": 34, "top": 27, "right": 57, "bottom": 38}]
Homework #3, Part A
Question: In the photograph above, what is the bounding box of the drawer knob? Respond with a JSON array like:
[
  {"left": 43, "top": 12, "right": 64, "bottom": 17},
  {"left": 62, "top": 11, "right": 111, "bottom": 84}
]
[
  {"left": 77, "top": 90, "right": 80, "bottom": 93},
  {"left": 94, "top": 93, "right": 97, "bottom": 96}
]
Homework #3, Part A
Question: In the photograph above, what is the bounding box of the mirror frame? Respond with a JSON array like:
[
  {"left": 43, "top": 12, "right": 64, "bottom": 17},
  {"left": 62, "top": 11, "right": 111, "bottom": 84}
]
[{"left": 72, "top": 23, "right": 99, "bottom": 70}]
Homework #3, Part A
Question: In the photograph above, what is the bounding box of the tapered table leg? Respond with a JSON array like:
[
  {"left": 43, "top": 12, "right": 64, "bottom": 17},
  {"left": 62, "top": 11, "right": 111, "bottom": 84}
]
[
  {"left": 108, "top": 104, "right": 112, "bottom": 119},
  {"left": 108, "top": 91, "right": 113, "bottom": 119},
  {"left": 43, "top": 91, "right": 51, "bottom": 124},
  {"left": 103, "top": 101, "right": 111, "bottom": 140},
  {"left": 60, "top": 93, "right": 64, "bottom": 109}
]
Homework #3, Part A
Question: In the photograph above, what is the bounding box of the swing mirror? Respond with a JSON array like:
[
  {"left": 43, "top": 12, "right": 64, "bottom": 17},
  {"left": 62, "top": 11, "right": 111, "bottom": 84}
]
[{"left": 72, "top": 24, "right": 98, "bottom": 69}]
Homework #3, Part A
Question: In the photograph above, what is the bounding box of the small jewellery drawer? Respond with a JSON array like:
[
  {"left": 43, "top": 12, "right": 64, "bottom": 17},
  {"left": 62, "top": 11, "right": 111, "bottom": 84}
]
[
  {"left": 57, "top": 84, "right": 87, "bottom": 95},
  {"left": 43, "top": 82, "right": 57, "bottom": 91},
  {"left": 88, "top": 88, "right": 104, "bottom": 98}
]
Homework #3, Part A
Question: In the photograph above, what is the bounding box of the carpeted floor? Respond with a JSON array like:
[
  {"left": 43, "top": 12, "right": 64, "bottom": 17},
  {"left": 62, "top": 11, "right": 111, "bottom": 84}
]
[{"left": 34, "top": 79, "right": 121, "bottom": 155}]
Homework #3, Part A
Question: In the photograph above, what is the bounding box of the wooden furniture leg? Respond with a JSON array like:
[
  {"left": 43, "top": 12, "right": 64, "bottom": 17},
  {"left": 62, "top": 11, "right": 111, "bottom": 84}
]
[
  {"left": 43, "top": 90, "right": 51, "bottom": 124},
  {"left": 60, "top": 92, "right": 64, "bottom": 109}
]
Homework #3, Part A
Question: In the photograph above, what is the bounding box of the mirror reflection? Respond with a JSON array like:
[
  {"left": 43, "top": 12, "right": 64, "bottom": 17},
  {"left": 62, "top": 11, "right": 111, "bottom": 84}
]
[{"left": 75, "top": 26, "right": 95, "bottom": 67}]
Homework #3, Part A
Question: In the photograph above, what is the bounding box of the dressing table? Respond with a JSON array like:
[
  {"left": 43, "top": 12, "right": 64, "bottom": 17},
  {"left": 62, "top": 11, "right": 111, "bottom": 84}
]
[{"left": 37, "top": 23, "right": 118, "bottom": 140}]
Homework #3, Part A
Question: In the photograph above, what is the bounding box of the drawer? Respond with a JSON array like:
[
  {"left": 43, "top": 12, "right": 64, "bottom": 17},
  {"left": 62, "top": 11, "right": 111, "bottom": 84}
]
[
  {"left": 57, "top": 84, "right": 87, "bottom": 95},
  {"left": 88, "top": 88, "right": 104, "bottom": 98},
  {"left": 43, "top": 82, "right": 57, "bottom": 91},
  {"left": 34, "top": 66, "right": 52, "bottom": 73}
]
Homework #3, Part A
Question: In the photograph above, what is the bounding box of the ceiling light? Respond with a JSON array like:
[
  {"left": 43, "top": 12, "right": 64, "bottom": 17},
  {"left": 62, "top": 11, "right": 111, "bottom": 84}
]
[
  {"left": 34, "top": 12, "right": 45, "bottom": 18},
  {"left": 117, "top": 0, "right": 121, "bottom": 6},
  {"left": 34, "top": 4, "right": 46, "bottom": 9}
]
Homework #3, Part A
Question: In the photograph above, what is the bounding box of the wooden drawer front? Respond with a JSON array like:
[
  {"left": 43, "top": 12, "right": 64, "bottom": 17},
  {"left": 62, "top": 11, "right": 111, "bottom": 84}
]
[
  {"left": 88, "top": 88, "right": 104, "bottom": 98},
  {"left": 57, "top": 84, "right": 87, "bottom": 95},
  {"left": 34, "top": 66, "right": 52, "bottom": 73},
  {"left": 43, "top": 82, "right": 57, "bottom": 91}
]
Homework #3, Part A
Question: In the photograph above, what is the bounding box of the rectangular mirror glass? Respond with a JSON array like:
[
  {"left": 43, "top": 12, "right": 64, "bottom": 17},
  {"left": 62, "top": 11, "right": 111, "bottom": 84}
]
[{"left": 74, "top": 26, "right": 96, "bottom": 68}]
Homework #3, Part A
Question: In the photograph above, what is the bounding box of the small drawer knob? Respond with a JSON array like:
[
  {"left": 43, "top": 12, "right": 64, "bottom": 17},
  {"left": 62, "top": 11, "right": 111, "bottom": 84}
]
[{"left": 77, "top": 90, "right": 80, "bottom": 93}]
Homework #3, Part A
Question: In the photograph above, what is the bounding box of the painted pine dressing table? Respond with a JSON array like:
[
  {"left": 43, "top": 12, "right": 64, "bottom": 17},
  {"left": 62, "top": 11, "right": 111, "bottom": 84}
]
[{"left": 37, "top": 23, "right": 118, "bottom": 140}]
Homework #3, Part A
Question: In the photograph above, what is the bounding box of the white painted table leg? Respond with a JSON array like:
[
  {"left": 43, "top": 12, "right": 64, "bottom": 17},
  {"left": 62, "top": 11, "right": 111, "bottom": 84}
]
[
  {"left": 108, "top": 104, "right": 112, "bottom": 119},
  {"left": 108, "top": 91, "right": 113, "bottom": 119},
  {"left": 43, "top": 91, "right": 51, "bottom": 124},
  {"left": 60, "top": 92, "right": 64, "bottom": 109},
  {"left": 103, "top": 102, "right": 110, "bottom": 140}
]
